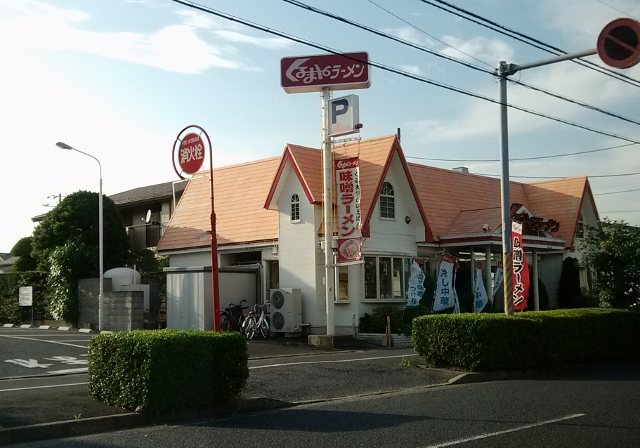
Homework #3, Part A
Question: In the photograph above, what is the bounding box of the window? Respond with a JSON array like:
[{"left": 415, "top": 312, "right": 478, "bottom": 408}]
[
  {"left": 291, "top": 194, "right": 300, "bottom": 222},
  {"left": 145, "top": 205, "right": 162, "bottom": 247},
  {"left": 576, "top": 213, "right": 585, "bottom": 239},
  {"left": 379, "top": 182, "right": 395, "bottom": 219},
  {"left": 337, "top": 266, "right": 349, "bottom": 301},
  {"left": 364, "top": 255, "right": 411, "bottom": 300}
]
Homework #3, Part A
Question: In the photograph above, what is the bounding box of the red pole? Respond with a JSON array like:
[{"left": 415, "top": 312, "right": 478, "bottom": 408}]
[{"left": 205, "top": 130, "right": 221, "bottom": 332}]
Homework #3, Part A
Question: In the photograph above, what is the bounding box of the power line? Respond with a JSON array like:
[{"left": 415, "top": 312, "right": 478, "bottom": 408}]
[
  {"left": 406, "top": 142, "right": 638, "bottom": 162},
  {"left": 478, "top": 172, "right": 640, "bottom": 179},
  {"left": 600, "top": 210, "right": 640, "bottom": 213},
  {"left": 364, "top": 0, "right": 493, "bottom": 68},
  {"left": 283, "top": 0, "right": 640, "bottom": 128},
  {"left": 171, "top": 0, "right": 640, "bottom": 145},
  {"left": 595, "top": 188, "right": 640, "bottom": 196},
  {"left": 420, "top": 0, "right": 640, "bottom": 89}
]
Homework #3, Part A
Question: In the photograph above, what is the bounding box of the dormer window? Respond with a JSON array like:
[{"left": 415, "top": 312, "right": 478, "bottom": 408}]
[
  {"left": 576, "top": 213, "right": 585, "bottom": 239},
  {"left": 291, "top": 194, "right": 300, "bottom": 222},
  {"left": 379, "top": 182, "right": 395, "bottom": 219}
]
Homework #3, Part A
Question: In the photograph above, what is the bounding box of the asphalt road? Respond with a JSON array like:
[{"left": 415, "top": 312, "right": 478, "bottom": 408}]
[{"left": 7, "top": 357, "right": 640, "bottom": 447}]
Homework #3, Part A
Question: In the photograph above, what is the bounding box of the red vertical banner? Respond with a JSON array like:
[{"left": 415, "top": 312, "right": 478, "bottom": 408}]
[
  {"left": 512, "top": 221, "right": 530, "bottom": 310},
  {"left": 335, "top": 157, "right": 362, "bottom": 264}
]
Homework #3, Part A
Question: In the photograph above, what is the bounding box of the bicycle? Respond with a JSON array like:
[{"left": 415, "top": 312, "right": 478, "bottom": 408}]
[
  {"left": 220, "top": 300, "right": 248, "bottom": 333},
  {"left": 242, "top": 301, "right": 270, "bottom": 340}
]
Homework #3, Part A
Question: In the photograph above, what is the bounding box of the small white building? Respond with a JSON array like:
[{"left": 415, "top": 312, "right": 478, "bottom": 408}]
[{"left": 157, "top": 134, "right": 599, "bottom": 335}]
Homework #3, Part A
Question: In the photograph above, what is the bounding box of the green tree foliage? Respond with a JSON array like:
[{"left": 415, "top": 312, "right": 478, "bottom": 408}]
[
  {"left": 32, "top": 191, "right": 130, "bottom": 272},
  {"left": 580, "top": 219, "right": 640, "bottom": 308},
  {"left": 10, "top": 236, "right": 37, "bottom": 272},
  {"left": 47, "top": 240, "right": 97, "bottom": 324}
]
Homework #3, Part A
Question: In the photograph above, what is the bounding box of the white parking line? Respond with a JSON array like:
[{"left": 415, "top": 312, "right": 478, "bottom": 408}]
[
  {"left": 0, "top": 335, "right": 87, "bottom": 349},
  {"left": 0, "top": 382, "right": 88, "bottom": 393},
  {"left": 249, "top": 354, "right": 417, "bottom": 369},
  {"left": 422, "top": 413, "right": 586, "bottom": 448}
]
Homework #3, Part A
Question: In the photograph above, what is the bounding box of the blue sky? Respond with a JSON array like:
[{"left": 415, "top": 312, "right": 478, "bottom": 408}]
[{"left": 1, "top": 0, "right": 639, "bottom": 252}]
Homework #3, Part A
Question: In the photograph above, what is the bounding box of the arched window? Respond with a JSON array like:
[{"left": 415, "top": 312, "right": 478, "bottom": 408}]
[
  {"left": 291, "top": 194, "right": 300, "bottom": 222},
  {"left": 379, "top": 182, "right": 395, "bottom": 219}
]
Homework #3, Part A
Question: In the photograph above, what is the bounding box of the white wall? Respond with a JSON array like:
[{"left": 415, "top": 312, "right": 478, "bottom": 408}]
[
  {"left": 277, "top": 164, "right": 321, "bottom": 327},
  {"left": 166, "top": 269, "right": 213, "bottom": 330}
]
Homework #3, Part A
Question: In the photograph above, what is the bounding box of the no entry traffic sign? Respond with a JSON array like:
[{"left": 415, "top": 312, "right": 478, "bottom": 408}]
[{"left": 597, "top": 18, "right": 640, "bottom": 69}]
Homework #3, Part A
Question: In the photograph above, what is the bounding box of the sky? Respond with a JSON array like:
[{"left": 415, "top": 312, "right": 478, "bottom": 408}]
[{"left": 1, "top": 0, "right": 639, "bottom": 252}]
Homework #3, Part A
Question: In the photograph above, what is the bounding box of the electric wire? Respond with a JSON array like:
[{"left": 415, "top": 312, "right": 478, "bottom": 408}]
[
  {"left": 420, "top": 0, "right": 640, "bottom": 89},
  {"left": 406, "top": 142, "right": 638, "bottom": 162},
  {"left": 594, "top": 188, "right": 640, "bottom": 196},
  {"left": 283, "top": 0, "right": 640, "bottom": 127},
  {"left": 364, "top": 0, "right": 494, "bottom": 69},
  {"left": 171, "top": 0, "right": 640, "bottom": 145},
  {"left": 478, "top": 172, "right": 640, "bottom": 179}
]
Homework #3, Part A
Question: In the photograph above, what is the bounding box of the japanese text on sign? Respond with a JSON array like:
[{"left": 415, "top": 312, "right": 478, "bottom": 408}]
[
  {"left": 335, "top": 157, "right": 362, "bottom": 264},
  {"left": 281, "top": 52, "right": 370, "bottom": 93}
]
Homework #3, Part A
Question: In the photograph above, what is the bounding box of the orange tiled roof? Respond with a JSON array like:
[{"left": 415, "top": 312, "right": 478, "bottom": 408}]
[
  {"left": 409, "top": 164, "right": 529, "bottom": 240},
  {"left": 160, "top": 135, "right": 593, "bottom": 253},
  {"left": 157, "top": 157, "right": 280, "bottom": 252},
  {"left": 524, "top": 177, "right": 591, "bottom": 248}
]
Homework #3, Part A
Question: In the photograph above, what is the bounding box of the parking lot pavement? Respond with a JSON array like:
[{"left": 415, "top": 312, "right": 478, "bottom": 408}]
[{"left": 0, "top": 326, "right": 460, "bottom": 446}]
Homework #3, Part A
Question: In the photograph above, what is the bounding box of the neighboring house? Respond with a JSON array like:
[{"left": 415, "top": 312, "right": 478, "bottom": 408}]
[
  {"left": 109, "top": 180, "right": 188, "bottom": 250},
  {"left": 32, "top": 180, "right": 188, "bottom": 251},
  {"left": 157, "top": 134, "right": 600, "bottom": 335},
  {"left": 0, "top": 253, "right": 17, "bottom": 273}
]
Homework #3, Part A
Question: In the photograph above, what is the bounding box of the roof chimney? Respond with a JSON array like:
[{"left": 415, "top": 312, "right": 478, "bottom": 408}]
[{"left": 452, "top": 166, "right": 469, "bottom": 174}]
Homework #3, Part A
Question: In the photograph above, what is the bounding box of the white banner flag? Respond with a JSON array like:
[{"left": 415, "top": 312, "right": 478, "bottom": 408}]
[
  {"left": 473, "top": 263, "right": 489, "bottom": 313},
  {"left": 493, "top": 261, "right": 504, "bottom": 298},
  {"left": 406, "top": 259, "right": 425, "bottom": 309},
  {"left": 432, "top": 255, "right": 457, "bottom": 313}
]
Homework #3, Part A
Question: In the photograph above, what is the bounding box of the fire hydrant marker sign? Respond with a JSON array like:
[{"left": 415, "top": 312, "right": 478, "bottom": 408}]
[{"left": 178, "top": 133, "right": 205, "bottom": 175}]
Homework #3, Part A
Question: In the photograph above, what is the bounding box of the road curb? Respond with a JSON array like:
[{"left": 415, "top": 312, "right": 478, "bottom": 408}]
[{"left": 0, "top": 397, "right": 292, "bottom": 446}]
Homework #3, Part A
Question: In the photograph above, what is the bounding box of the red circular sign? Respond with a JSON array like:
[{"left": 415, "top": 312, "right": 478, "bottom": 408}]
[
  {"left": 597, "top": 18, "right": 640, "bottom": 69},
  {"left": 178, "top": 133, "right": 205, "bottom": 174}
]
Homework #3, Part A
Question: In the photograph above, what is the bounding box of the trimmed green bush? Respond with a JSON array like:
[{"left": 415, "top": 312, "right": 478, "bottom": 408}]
[
  {"left": 0, "top": 271, "right": 50, "bottom": 324},
  {"left": 88, "top": 330, "right": 248, "bottom": 415},
  {"left": 413, "top": 308, "right": 640, "bottom": 371},
  {"left": 359, "top": 305, "right": 403, "bottom": 334}
]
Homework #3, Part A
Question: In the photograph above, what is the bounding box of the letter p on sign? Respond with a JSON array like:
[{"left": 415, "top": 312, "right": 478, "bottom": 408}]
[{"left": 329, "top": 95, "right": 360, "bottom": 137}]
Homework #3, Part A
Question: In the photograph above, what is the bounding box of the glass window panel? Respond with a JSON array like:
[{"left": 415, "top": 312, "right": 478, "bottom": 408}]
[
  {"left": 337, "top": 266, "right": 349, "bottom": 301},
  {"left": 379, "top": 257, "right": 392, "bottom": 299},
  {"left": 364, "top": 257, "right": 377, "bottom": 299},
  {"left": 393, "top": 257, "right": 404, "bottom": 298}
]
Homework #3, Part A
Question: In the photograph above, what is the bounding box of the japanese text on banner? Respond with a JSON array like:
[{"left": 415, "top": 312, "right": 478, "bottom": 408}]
[{"left": 335, "top": 157, "right": 362, "bottom": 264}]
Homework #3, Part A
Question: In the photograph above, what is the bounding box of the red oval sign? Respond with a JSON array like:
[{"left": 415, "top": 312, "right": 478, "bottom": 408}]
[
  {"left": 597, "top": 18, "right": 640, "bottom": 69},
  {"left": 179, "top": 133, "right": 205, "bottom": 174}
]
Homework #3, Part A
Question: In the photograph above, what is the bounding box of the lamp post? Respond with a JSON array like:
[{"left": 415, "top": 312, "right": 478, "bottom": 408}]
[{"left": 55, "top": 142, "right": 103, "bottom": 331}]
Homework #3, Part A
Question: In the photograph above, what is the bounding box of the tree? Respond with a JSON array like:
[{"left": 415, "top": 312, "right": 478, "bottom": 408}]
[
  {"left": 580, "top": 219, "right": 640, "bottom": 308},
  {"left": 32, "top": 191, "right": 130, "bottom": 272},
  {"left": 10, "top": 236, "right": 38, "bottom": 272}
]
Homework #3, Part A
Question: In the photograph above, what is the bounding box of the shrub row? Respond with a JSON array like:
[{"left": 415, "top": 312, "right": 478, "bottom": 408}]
[
  {"left": 88, "top": 330, "right": 248, "bottom": 415},
  {"left": 412, "top": 308, "right": 640, "bottom": 371},
  {"left": 0, "top": 272, "right": 51, "bottom": 324}
]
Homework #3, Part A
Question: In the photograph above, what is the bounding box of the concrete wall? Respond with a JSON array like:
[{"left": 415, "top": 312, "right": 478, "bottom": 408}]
[{"left": 78, "top": 278, "right": 144, "bottom": 331}]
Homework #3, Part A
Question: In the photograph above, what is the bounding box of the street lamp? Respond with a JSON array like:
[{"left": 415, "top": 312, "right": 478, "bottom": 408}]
[{"left": 55, "top": 142, "right": 104, "bottom": 331}]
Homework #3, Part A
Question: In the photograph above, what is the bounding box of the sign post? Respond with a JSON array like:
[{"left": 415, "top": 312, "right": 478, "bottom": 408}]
[
  {"left": 496, "top": 18, "right": 638, "bottom": 315},
  {"left": 172, "top": 126, "right": 221, "bottom": 332},
  {"left": 19, "top": 286, "right": 33, "bottom": 325},
  {"left": 282, "top": 52, "right": 369, "bottom": 336}
]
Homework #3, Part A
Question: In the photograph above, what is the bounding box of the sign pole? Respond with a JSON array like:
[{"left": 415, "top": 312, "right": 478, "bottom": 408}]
[{"left": 322, "top": 87, "right": 336, "bottom": 336}]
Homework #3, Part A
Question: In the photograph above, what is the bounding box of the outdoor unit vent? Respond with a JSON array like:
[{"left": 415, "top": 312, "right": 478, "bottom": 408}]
[{"left": 269, "top": 288, "right": 302, "bottom": 333}]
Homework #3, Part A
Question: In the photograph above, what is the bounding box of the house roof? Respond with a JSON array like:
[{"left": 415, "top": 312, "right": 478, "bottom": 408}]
[
  {"left": 523, "top": 176, "right": 593, "bottom": 248},
  {"left": 157, "top": 157, "right": 281, "bottom": 253},
  {"left": 109, "top": 179, "right": 188, "bottom": 207},
  {"left": 265, "top": 135, "right": 431, "bottom": 241},
  {"left": 159, "top": 135, "right": 595, "bottom": 253}
]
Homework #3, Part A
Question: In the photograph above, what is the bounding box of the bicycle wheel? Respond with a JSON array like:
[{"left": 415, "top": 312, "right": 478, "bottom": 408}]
[
  {"left": 220, "top": 313, "right": 229, "bottom": 332},
  {"left": 244, "top": 315, "right": 257, "bottom": 340},
  {"left": 260, "top": 315, "right": 270, "bottom": 339}
]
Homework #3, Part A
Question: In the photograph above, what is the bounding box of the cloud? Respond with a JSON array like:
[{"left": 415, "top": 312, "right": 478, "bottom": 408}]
[
  {"left": 383, "top": 26, "right": 435, "bottom": 47},
  {"left": 399, "top": 64, "right": 423, "bottom": 75},
  {"left": 440, "top": 35, "right": 513, "bottom": 66},
  {"left": 0, "top": 1, "right": 291, "bottom": 74}
]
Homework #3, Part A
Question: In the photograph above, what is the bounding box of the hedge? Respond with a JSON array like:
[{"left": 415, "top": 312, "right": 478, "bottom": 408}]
[
  {"left": 0, "top": 272, "right": 50, "bottom": 324},
  {"left": 412, "top": 308, "right": 640, "bottom": 371},
  {"left": 88, "top": 330, "right": 249, "bottom": 415}
]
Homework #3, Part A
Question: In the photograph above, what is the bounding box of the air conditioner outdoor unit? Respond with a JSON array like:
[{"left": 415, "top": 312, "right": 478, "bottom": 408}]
[{"left": 269, "top": 288, "right": 302, "bottom": 333}]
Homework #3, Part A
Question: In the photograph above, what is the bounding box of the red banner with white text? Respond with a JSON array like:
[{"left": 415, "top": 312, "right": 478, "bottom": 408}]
[
  {"left": 335, "top": 157, "right": 362, "bottom": 264},
  {"left": 512, "top": 221, "right": 530, "bottom": 310}
]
